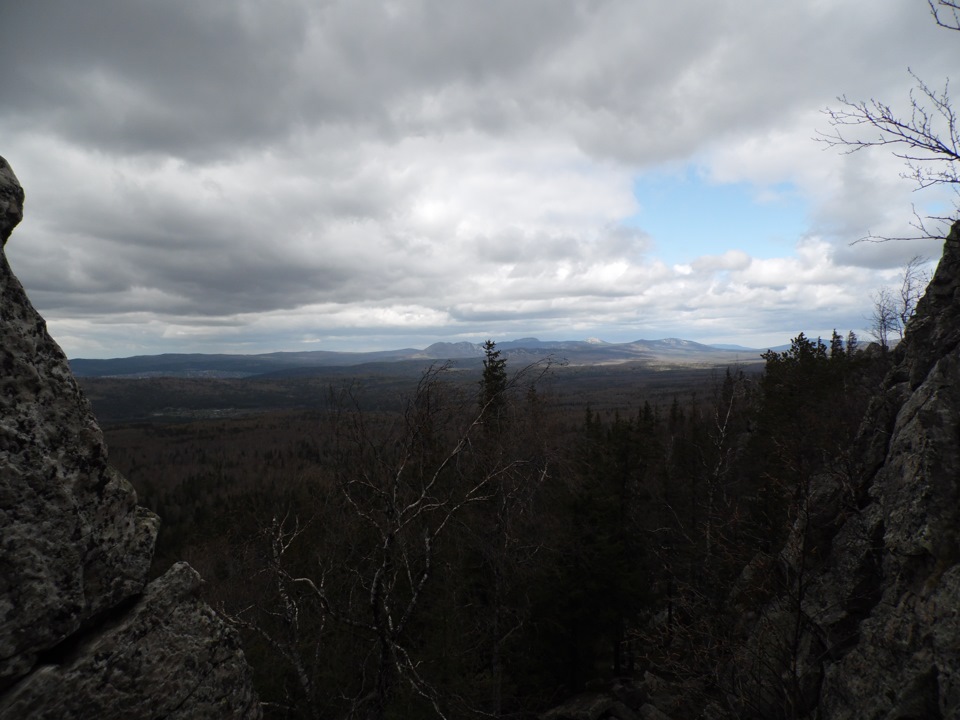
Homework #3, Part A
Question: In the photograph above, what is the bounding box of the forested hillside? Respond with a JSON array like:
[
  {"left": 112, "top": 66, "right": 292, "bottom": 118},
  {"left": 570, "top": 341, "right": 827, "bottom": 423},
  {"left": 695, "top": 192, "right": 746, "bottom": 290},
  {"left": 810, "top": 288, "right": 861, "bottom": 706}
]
[{"left": 102, "top": 331, "right": 889, "bottom": 718}]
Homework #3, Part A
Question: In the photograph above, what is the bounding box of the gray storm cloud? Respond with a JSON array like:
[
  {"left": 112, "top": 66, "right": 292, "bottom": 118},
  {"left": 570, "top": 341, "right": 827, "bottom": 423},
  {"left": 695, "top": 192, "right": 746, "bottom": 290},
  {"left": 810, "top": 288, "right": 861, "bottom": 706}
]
[{"left": 0, "top": 1, "right": 955, "bottom": 356}]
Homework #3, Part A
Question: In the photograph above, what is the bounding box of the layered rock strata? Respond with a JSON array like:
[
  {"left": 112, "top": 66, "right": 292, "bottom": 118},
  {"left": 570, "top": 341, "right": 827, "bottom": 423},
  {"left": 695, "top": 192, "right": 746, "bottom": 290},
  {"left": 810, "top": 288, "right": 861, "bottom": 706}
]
[{"left": 0, "top": 157, "right": 259, "bottom": 718}]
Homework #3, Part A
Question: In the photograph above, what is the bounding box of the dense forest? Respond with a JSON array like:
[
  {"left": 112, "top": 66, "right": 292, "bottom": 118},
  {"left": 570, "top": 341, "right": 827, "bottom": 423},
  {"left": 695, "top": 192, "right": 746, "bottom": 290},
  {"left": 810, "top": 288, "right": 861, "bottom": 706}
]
[{"left": 98, "top": 331, "right": 890, "bottom": 719}]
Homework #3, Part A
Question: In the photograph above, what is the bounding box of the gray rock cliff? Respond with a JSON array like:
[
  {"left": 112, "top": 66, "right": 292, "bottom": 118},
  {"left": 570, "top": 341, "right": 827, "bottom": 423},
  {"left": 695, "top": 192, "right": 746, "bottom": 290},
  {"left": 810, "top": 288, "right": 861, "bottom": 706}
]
[
  {"left": 728, "top": 219, "right": 960, "bottom": 719},
  {"left": 813, "top": 221, "right": 960, "bottom": 720},
  {"left": 0, "top": 157, "right": 260, "bottom": 718}
]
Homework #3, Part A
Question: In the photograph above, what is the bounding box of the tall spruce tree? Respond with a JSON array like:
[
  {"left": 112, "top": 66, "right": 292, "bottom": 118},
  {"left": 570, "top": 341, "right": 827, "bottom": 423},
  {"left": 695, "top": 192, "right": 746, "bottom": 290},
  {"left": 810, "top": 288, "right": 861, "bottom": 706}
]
[{"left": 480, "top": 339, "right": 508, "bottom": 431}]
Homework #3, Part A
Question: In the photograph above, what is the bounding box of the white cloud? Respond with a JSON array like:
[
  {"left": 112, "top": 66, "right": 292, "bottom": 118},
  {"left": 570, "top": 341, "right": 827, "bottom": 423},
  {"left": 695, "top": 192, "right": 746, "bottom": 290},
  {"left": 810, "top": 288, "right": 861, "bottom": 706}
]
[{"left": 2, "top": 0, "right": 957, "bottom": 357}]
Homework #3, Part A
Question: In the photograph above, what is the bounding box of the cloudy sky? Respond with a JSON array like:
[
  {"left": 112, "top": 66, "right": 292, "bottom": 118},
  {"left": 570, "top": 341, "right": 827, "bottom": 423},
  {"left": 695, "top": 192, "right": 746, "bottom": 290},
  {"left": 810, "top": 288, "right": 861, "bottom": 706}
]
[{"left": 2, "top": 1, "right": 957, "bottom": 358}]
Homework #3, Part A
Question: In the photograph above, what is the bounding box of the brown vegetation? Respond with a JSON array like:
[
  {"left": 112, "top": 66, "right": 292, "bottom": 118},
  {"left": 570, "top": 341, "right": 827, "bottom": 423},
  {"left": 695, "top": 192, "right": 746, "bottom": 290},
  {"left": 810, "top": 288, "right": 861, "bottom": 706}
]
[{"left": 91, "top": 340, "right": 884, "bottom": 719}]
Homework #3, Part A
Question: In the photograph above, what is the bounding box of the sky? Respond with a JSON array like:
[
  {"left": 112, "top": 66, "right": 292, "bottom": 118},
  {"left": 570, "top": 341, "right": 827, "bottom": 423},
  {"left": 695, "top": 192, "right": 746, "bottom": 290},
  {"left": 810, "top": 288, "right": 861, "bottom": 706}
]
[{"left": 1, "top": 1, "right": 957, "bottom": 359}]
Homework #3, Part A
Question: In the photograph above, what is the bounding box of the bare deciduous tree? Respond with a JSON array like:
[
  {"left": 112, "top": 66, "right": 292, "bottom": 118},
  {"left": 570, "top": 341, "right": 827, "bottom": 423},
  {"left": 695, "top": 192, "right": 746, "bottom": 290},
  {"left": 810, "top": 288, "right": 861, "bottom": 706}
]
[
  {"left": 222, "top": 512, "right": 328, "bottom": 719},
  {"left": 228, "top": 359, "right": 551, "bottom": 720},
  {"left": 929, "top": 0, "right": 960, "bottom": 30},
  {"left": 869, "top": 287, "right": 899, "bottom": 350},
  {"left": 897, "top": 254, "right": 932, "bottom": 330},
  {"left": 820, "top": 2, "right": 959, "bottom": 241},
  {"left": 869, "top": 255, "right": 931, "bottom": 348}
]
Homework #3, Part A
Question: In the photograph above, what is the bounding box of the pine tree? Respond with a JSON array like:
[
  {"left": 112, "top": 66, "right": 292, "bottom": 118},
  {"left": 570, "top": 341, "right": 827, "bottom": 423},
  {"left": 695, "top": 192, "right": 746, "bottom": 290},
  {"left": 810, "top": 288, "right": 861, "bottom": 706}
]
[
  {"left": 480, "top": 339, "right": 508, "bottom": 431},
  {"left": 846, "top": 330, "right": 859, "bottom": 355},
  {"left": 830, "top": 329, "right": 845, "bottom": 360}
]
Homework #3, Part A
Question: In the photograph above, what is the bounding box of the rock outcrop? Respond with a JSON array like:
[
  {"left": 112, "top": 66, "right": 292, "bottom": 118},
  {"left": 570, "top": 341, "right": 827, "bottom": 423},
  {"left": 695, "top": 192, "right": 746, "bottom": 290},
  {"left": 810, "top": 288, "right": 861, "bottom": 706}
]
[
  {"left": 813, "top": 222, "right": 960, "bottom": 719},
  {"left": 727, "top": 220, "right": 960, "bottom": 719},
  {"left": 0, "top": 157, "right": 259, "bottom": 718}
]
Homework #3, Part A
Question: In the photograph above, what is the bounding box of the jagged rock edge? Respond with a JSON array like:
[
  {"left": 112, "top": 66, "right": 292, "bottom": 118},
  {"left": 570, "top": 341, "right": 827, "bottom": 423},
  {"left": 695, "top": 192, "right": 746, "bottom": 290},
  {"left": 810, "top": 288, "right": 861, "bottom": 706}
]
[{"left": 0, "top": 157, "right": 260, "bottom": 718}]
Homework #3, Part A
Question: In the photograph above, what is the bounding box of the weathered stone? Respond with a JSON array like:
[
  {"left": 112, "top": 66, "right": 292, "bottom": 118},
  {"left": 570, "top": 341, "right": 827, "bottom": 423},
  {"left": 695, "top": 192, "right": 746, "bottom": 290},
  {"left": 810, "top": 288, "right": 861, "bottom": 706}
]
[
  {"left": 0, "top": 157, "right": 259, "bottom": 717},
  {"left": 0, "top": 562, "right": 259, "bottom": 719},
  {"left": 0, "top": 158, "right": 23, "bottom": 246},
  {"left": 0, "top": 156, "right": 157, "bottom": 686},
  {"left": 730, "top": 220, "right": 960, "bottom": 719},
  {"left": 812, "top": 224, "right": 960, "bottom": 719}
]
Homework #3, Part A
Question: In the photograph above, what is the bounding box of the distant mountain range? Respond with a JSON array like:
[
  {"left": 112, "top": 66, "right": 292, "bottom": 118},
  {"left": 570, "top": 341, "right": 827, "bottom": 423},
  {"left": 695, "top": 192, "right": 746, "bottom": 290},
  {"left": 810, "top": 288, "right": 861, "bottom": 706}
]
[{"left": 69, "top": 338, "right": 777, "bottom": 379}]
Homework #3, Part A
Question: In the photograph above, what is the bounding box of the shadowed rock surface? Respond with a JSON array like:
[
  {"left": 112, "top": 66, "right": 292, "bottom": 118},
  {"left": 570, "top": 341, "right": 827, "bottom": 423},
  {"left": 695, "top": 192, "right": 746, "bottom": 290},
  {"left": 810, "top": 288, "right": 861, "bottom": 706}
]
[
  {"left": 0, "top": 157, "right": 259, "bottom": 718},
  {"left": 726, "top": 220, "right": 960, "bottom": 719},
  {"left": 811, "top": 222, "right": 960, "bottom": 719}
]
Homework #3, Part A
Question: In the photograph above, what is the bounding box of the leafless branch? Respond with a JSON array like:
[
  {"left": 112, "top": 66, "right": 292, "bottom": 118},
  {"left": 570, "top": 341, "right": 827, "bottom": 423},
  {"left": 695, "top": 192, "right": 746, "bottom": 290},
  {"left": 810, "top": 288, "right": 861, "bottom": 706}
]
[
  {"left": 930, "top": 0, "right": 960, "bottom": 30},
  {"left": 818, "top": 11, "right": 960, "bottom": 240}
]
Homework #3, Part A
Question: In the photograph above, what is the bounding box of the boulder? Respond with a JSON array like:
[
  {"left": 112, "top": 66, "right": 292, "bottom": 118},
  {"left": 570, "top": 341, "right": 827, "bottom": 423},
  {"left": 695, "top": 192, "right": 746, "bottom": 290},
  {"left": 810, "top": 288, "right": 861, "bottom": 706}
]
[{"left": 0, "top": 563, "right": 259, "bottom": 719}]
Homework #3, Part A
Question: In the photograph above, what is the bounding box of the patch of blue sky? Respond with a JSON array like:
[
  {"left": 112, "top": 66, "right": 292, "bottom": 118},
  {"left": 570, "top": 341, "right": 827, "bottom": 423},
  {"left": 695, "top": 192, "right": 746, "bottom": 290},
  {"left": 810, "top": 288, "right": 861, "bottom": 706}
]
[
  {"left": 920, "top": 196, "right": 957, "bottom": 224},
  {"left": 625, "top": 166, "right": 811, "bottom": 265}
]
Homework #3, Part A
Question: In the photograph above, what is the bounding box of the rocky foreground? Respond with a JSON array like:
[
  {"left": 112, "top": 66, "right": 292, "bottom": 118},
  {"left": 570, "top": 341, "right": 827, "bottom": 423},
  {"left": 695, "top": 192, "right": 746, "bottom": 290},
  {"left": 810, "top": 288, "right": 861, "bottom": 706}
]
[{"left": 0, "top": 157, "right": 260, "bottom": 718}]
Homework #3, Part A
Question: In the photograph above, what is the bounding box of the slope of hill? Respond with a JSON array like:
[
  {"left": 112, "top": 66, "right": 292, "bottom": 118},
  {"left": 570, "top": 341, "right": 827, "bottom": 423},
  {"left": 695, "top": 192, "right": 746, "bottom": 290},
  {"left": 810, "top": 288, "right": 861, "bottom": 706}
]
[{"left": 70, "top": 338, "right": 766, "bottom": 378}]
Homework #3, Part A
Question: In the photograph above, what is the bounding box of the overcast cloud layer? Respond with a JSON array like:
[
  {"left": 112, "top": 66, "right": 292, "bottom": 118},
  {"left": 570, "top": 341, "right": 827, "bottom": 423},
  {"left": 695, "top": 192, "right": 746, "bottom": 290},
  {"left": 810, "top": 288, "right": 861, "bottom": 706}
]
[{"left": 1, "top": 1, "right": 957, "bottom": 358}]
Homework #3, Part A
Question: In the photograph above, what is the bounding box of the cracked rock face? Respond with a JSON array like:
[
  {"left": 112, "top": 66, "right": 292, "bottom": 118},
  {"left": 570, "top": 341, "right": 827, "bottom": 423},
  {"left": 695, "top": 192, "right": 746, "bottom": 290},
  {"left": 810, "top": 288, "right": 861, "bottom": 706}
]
[
  {"left": 0, "top": 563, "right": 259, "bottom": 719},
  {"left": 0, "top": 157, "right": 259, "bottom": 718},
  {"left": 813, "top": 222, "right": 960, "bottom": 719},
  {"left": 727, "top": 221, "right": 960, "bottom": 720}
]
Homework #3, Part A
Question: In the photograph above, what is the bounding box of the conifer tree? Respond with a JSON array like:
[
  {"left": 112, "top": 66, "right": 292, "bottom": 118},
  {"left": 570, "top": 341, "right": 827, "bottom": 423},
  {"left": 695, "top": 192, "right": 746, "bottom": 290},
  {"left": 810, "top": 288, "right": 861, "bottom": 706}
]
[
  {"left": 830, "top": 329, "right": 845, "bottom": 360},
  {"left": 480, "top": 340, "right": 508, "bottom": 431},
  {"left": 846, "top": 330, "right": 859, "bottom": 355}
]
